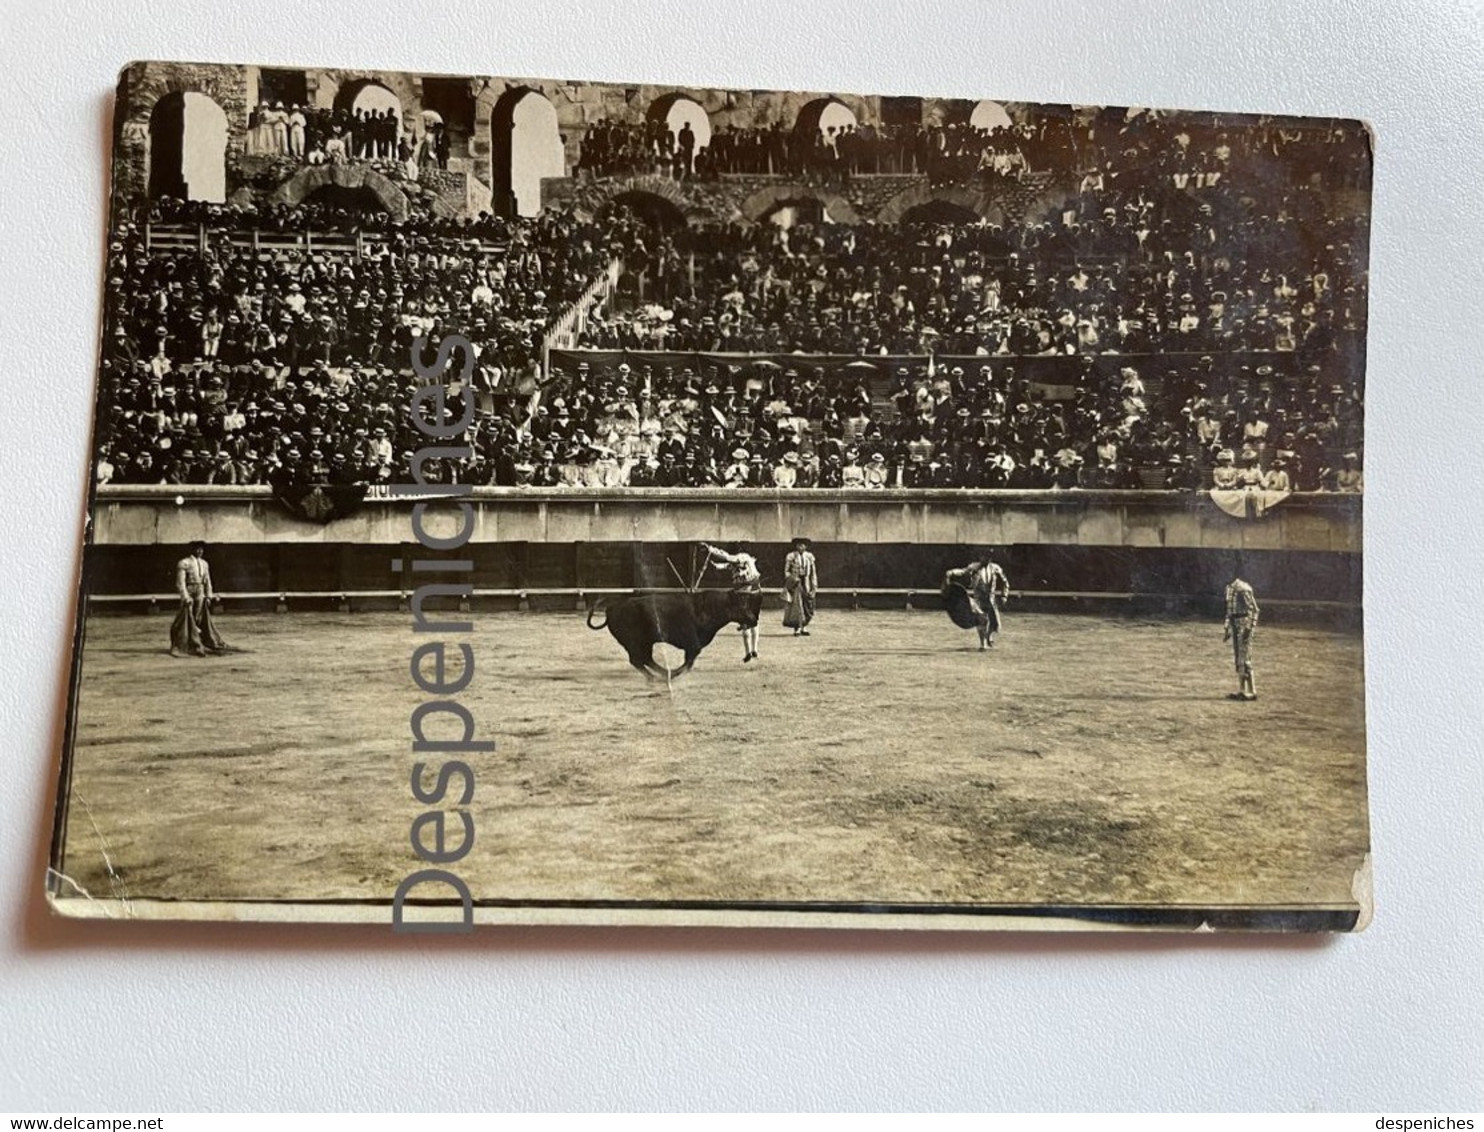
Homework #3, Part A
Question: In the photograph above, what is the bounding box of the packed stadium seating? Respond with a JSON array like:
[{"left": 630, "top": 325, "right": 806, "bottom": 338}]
[{"left": 96, "top": 100, "right": 1367, "bottom": 494}]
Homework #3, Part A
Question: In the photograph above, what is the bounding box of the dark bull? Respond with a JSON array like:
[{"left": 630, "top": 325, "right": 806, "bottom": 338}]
[{"left": 587, "top": 589, "right": 757, "bottom": 679}]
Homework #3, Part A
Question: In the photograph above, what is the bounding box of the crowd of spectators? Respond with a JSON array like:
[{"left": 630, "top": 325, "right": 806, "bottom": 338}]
[
  {"left": 244, "top": 100, "right": 449, "bottom": 175},
  {"left": 95, "top": 322, "right": 1364, "bottom": 494},
  {"left": 99, "top": 105, "right": 1366, "bottom": 494},
  {"left": 497, "top": 354, "right": 1363, "bottom": 492},
  {"left": 571, "top": 112, "right": 1368, "bottom": 364},
  {"left": 577, "top": 189, "right": 1365, "bottom": 363},
  {"left": 549, "top": 111, "right": 1366, "bottom": 490},
  {"left": 576, "top": 118, "right": 1030, "bottom": 186},
  {"left": 572, "top": 106, "right": 1369, "bottom": 193},
  {"left": 147, "top": 195, "right": 505, "bottom": 237},
  {"left": 94, "top": 199, "right": 647, "bottom": 490},
  {"left": 1085, "top": 108, "right": 1370, "bottom": 192}
]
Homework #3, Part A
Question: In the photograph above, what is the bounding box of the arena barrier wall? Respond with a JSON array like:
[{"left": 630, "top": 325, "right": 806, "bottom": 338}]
[{"left": 86, "top": 486, "right": 1361, "bottom": 620}]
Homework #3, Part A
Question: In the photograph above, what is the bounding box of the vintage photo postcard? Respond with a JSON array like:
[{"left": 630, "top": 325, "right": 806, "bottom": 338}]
[{"left": 50, "top": 60, "right": 1371, "bottom": 931}]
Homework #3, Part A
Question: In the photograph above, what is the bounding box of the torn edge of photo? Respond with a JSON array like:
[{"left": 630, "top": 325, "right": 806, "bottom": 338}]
[{"left": 48, "top": 60, "right": 1373, "bottom": 932}]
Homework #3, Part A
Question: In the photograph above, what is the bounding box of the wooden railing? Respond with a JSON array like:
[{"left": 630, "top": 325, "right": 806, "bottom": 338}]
[
  {"left": 143, "top": 224, "right": 507, "bottom": 260},
  {"left": 542, "top": 259, "right": 624, "bottom": 357}
]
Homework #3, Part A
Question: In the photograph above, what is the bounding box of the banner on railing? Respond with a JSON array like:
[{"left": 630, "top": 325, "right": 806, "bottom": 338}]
[
  {"left": 273, "top": 482, "right": 368, "bottom": 524},
  {"left": 1209, "top": 488, "right": 1292, "bottom": 520}
]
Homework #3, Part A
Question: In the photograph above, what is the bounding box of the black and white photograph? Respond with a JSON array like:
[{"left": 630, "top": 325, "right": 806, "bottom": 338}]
[{"left": 52, "top": 59, "right": 1371, "bottom": 930}]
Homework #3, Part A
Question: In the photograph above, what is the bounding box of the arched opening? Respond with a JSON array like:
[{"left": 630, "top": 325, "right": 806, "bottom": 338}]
[
  {"left": 597, "top": 189, "right": 687, "bottom": 230},
  {"left": 648, "top": 93, "right": 712, "bottom": 154},
  {"left": 257, "top": 68, "right": 309, "bottom": 111},
  {"left": 304, "top": 182, "right": 392, "bottom": 215},
  {"left": 148, "top": 91, "right": 227, "bottom": 202},
  {"left": 739, "top": 184, "right": 862, "bottom": 225},
  {"left": 148, "top": 95, "right": 184, "bottom": 198},
  {"left": 900, "top": 200, "right": 982, "bottom": 227},
  {"left": 268, "top": 165, "right": 411, "bottom": 222},
  {"left": 762, "top": 197, "right": 828, "bottom": 228},
  {"left": 419, "top": 75, "right": 477, "bottom": 167},
  {"left": 491, "top": 87, "right": 564, "bottom": 218},
  {"left": 795, "top": 96, "right": 858, "bottom": 142},
  {"left": 334, "top": 78, "right": 403, "bottom": 129},
  {"left": 969, "top": 99, "right": 1013, "bottom": 132},
  {"left": 328, "top": 79, "right": 404, "bottom": 163}
]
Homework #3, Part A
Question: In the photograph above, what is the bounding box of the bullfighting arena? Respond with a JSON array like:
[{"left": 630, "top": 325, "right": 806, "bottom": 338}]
[{"left": 56, "top": 606, "right": 1369, "bottom": 921}]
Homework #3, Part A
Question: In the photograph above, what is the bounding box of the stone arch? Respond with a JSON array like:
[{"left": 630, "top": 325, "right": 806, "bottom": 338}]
[
  {"left": 124, "top": 64, "right": 244, "bottom": 128},
  {"left": 969, "top": 99, "right": 1013, "bottom": 132},
  {"left": 113, "top": 63, "right": 250, "bottom": 208},
  {"left": 267, "top": 164, "right": 410, "bottom": 221},
  {"left": 580, "top": 176, "right": 695, "bottom": 223},
  {"left": 876, "top": 184, "right": 1002, "bottom": 226},
  {"left": 333, "top": 77, "right": 404, "bottom": 124},
  {"left": 148, "top": 91, "right": 228, "bottom": 202},
  {"left": 738, "top": 183, "right": 860, "bottom": 225},
  {"left": 319, "top": 77, "right": 407, "bottom": 164},
  {"left": 935, "top": 98, "right": 1015, "bottom": 132},
  {"left": 759, "top": 197, "right": 828, "bottom": 229},
  {"left": 490, "top": 86, "right": 564, "bottom": 218},
  {"left": 599, "top": 188, "right": 689, "bottom": 229},
  {"left": 794, "top": 96, "right": 859, "bottom": 139},
  {"left": 898, "top": 200, "right": 983, "bottom": 227},
  {"left": 647, "top": 91, "right": 712, "bottom": 153}
]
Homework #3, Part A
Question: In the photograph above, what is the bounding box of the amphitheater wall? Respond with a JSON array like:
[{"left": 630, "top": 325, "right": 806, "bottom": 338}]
[{"left": 85, "top": 488, "right": 1362, "bottom": 614}]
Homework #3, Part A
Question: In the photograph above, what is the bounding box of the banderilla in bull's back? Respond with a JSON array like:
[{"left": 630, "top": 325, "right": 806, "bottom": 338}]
[{"left": 587, "top": 589, "right": 758, "bottom": 680}]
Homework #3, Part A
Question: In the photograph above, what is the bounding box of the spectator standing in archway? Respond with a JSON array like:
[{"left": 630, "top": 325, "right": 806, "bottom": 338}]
[{"left": 677, "top": 120, "right": 696, "bottom": 180}]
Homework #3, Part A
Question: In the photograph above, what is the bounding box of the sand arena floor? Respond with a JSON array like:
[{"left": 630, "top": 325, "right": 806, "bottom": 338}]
[{"left": 56, "top": 608, "right": 1369, "bottom": 917}]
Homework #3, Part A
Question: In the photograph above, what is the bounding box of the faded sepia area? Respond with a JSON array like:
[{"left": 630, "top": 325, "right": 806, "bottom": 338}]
[{"left": 54, "top": 62, "right": 1369, "bottom": 928}]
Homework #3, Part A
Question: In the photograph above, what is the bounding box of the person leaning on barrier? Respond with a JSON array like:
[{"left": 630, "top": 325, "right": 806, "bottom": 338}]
[
  {"left": 1211, "top": 448, "right": 1240, "bottom": 489},
  {"left": 1263, "top": 457, "right": 1292, "bottom": 493},
  {"left": 772, "top": 452, "right": 799, "bottom": 489},
  {"left": 1336, "top": 452, "right": 1364, "bottom": 493}
]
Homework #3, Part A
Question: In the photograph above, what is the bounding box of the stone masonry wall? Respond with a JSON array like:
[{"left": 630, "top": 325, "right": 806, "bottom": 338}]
[
  {"left": 113, "top": 61, "right": 252, "bottom": 216},
  {"left": 114, "top": 63, "right": 1043, "bottom": 222},
  {"left": 542, "top": 170, "right": 1069, "bottom": 227}
]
